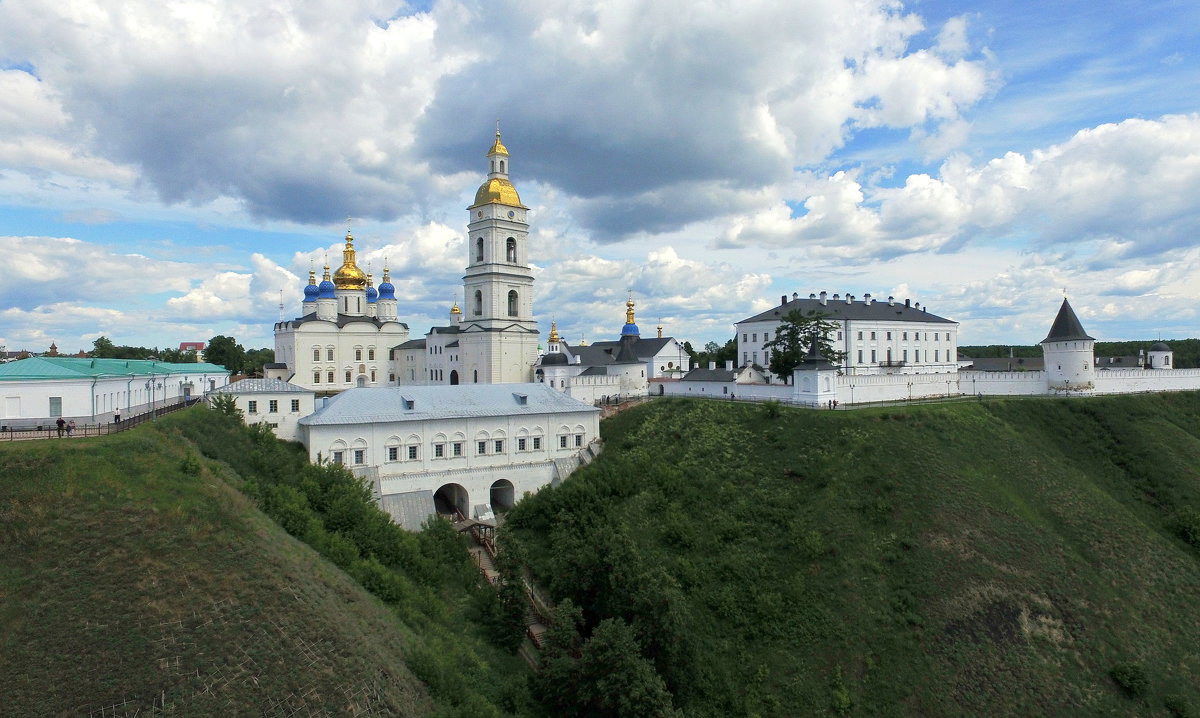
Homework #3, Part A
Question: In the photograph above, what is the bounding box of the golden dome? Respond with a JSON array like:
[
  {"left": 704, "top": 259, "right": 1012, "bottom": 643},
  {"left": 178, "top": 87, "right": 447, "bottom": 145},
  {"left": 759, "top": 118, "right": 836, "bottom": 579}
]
[
  {"left": 473, "top": 177, "right": 524, "bottom": 207},
  {"left": 487, "top": 129, "right": 509, "bottom": 156},
  {"left": 451, "top": 301, "right": 461, "bottom": 315},
  {"left": 548, "top": 321, "right": 560, "bottom": 343},
  {"left": 333, "top": 231, "right": 368, "bottom": 290}
]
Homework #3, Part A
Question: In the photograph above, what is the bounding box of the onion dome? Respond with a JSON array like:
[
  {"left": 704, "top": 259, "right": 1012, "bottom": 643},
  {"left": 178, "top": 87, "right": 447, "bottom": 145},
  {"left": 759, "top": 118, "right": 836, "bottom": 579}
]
[
  {"left": 474, "top": 177, "right": 523, "bottom": 207},
  {"left": 377, "top": 266, "right": 395, "bottom": 300},
  {"left": 318, "top": 265, "right": 336, "bottom": 299},
  {"left": 333, "top": 231, "right": 368, "bottom": 289},
  {"left": 488, "top": 129, "right": 509, "bottom": 156},
  {"left": 365, "top": 273, "right": 378, "bottom": 303},
  {"left": 451, "top": 301, "right": 461, "bottom": 316},
  {"left": 1150, "top": 341, "right": 1171, "bottom": 352},
  {"left": 620, "top": 296, "right": 640, "bottom": 337},
  {"left": 303, "top": 268, "right": 319, "bottom": 302},
  {"left": 548, "top": 321, "right": 560, "bottom": 344}
]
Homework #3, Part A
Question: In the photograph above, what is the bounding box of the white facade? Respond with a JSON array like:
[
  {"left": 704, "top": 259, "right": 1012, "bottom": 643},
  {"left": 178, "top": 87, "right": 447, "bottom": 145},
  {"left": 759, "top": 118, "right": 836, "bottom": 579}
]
[
  {"left": 274, "top": 238, "right": 410, "bottom": 393},
  {"left": 209, "top": 378, "right": 316, "bottom": 442},
  {"left": 0, "top": 357, "right": 230, "bottom": 427},
  {"left": 736, "top": 292, "right": 959, "bottom": 380},
  {"left": 299, "top": 383, "right": 600, "bottom": 528}
]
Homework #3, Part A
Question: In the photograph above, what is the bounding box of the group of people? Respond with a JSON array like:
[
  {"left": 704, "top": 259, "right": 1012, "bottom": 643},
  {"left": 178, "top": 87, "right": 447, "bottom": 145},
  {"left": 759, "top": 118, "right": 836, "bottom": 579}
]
[{"left": 54, "top": 417, "right": 76, "bottom": 437}]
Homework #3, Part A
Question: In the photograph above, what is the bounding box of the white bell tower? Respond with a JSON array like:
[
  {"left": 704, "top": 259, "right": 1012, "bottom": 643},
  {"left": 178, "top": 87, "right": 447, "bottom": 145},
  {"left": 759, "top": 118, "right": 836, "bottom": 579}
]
[{"left": 459, "top": 128, "right": 539, "bottom": 383}]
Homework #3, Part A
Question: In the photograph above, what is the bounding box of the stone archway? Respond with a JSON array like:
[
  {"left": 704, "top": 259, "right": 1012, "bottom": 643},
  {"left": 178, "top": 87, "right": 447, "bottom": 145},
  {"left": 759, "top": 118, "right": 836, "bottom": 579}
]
[
  {"left": 490, "top": 479, "right": 515, "bottom": 512},
  {"left": 433, "top": 483, "right": 469, "bottom": 519},
  {"left": 450, "top": 370, "right": 459, "bottom": 385}
]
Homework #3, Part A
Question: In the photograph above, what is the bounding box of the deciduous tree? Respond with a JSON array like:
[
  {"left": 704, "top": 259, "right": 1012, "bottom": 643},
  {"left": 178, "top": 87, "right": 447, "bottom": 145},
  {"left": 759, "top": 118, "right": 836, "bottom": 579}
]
[{"left": 763, "top": 309, "right": 845, "bottom": 383}]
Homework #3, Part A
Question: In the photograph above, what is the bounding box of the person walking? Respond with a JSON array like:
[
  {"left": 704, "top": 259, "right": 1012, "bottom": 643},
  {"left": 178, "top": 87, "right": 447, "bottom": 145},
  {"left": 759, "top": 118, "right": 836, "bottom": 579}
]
[
  {"left": 55, "top": 417, "right": 65, "bottom": 438},
  {"left": 114, "top": 408, "right": 121, "bottom": 424},
  {"left": 67, "top": 419, "right": 76, "bottom": 437}
]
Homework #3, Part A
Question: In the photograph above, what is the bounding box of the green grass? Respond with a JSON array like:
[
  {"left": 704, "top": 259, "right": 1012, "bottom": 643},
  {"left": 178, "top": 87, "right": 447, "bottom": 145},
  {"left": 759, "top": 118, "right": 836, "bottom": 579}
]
[
  {"left": 0, "top": 409, "right": 533, "bottom": 716},
  {"left": 505, "top": 393, "right": 1200, "bottom": 717}
]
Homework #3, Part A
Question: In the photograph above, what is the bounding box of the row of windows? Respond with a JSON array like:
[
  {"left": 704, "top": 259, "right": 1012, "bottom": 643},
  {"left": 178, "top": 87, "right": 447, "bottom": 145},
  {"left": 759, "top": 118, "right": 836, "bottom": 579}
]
[
  {"left": 330, "top": 433, "right": 585, "bottom": 465},
  {"left": 855, "top": 330, "right": 950, "bottom": 342},
  {"left": 313, "top": 369, "right": 377, "bottom": 384},
  {"left": 471, "top": 289, "right": 521, "bottom": 316},
  {"left": 247, "top": 399, "right": 302, "bottom": 414},
  {"left": 853, "top": 349, "right": 945, "bottom": 364},
  {"left": 475, "top": 237, "right": 519, "bottom": 263},
  {"left": 312, "top": 347, "right": 377, "bottom": 362}
]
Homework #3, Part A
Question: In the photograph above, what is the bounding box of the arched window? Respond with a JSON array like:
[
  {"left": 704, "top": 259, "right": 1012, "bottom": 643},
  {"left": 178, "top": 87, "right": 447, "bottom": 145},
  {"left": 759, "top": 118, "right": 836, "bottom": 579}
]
[
  {"left": 474, "top": 290, "right": 483, "bottom": 315},
  {"left": 491, "top": 160, "right": 496, "bottom": 173},
  {"left": 499, "top": 160, "right": 505, "bottom": 173},
  {"left": 476, "top": 238, "right": 484, "bottom": 262},
  {"left": 312, "top": 348, "right": 320, "bottom": 362},
  {"left": 473, "top": 369, "right": 478, "bottom": 383},
  {"left": 508, "top": 290, "right": 518, "bottom": 316},
  {"left": 345, "top": 370, "right": 352, "bottom": 383},
  {"left": 506, "top": 237, "right": 516, "bottom": 262}
]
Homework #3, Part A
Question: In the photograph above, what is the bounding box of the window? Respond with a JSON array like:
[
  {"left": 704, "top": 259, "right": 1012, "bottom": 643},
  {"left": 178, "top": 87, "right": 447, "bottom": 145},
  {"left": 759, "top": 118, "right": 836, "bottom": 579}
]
[
  {"left": 434, "top": 443, "right": 445, "bottom": 458},
  {"left": 559, "top": 435, "right": 568, "bottom": 449},
  {"left": 327, "top": 371, "right": 334, "bottom": 383},
  {"left": 474, "top": 290, "right": 482, "bottom": 316},
  {"left": 508, "top": 290, "right": 518, "bottom": 316},
  {"left": 857, "top": 350, "right": 863, "bottom": 363},
  {"left": 478, "top": 440, "right": 487, "bottom": 455},
  {"left": 408, "top": 445, "right": 418, "bottom": 460},
  {"left": 871, "top": 350, "right": 877, "bottom": 363},
  {"left": 291, "top": 399, "right": 300, "bottom": 412},
  {"left": 329, "top": 451, "right": 345, "bottom": 465},
  {"left": 752, "top": 333, "right": 757, "bottom": 342},
  {"left": 368, "top": 348, "right": 375, "bottom": 360},
  {"left": 935, "top": 350, "right": 940, "bottom": 362},
  {"left": 247, "top": 400, "right": 258, "bottom": 414},
  {"left": 313, "top": 348, "right": 320, "bottom": 361},
  {"left": 764, "top": 332, "right": 770, "bottom": 341},
  {"left": 476, "top": 237, "right": 484, "bottom": 262},
  {"left": 870, "top": 332, "right": 876, "bottom": 340},
  {"left": 903, "top": 332, "right": 908, "bottom": 340},
  {"left": 886, "top": 331, "right": 892, "bottom": 340},
  {"left": 453, "top": 442, "right": 463, "bottom": 457},
  {"left": 518, "top": 438, "right": 526, "bottom": 451},
  {"left": 743, "top": 333, "right": 748, "bottom": 342},
  {"left": 49, "top": 396, "right": 62, "bottom": 417},
  {"left": 370, "top": 369, "right": 376, "bottom": 382},
  {"left": 268, "top": 400, "right": 278, "bottom": 413},
  {"left": 313, "top": 372, "right": 320, "bottom": 384},
  {"left": 388, "top": 446, "right": 399, "bottom": 461},
  {"left": 507, "top": 237, "right": 517, "bottom": 262},
  {"left": 344, "top": 370, "right": 352, "bottom": 383},
  {"left": 903, "top": 350, "right": 908, "bottom": 362},
  {"left": 837, "top": 331, "right": 842, "bottom": 340},
  {"left": 355, "top": 348, "right": 362, "bottom": 361},
  {"left": 857, "top": 331, "right": 863, "bottom": 340},
  {"left": 915, "top": 349, "right": 920, "bottom": 362},
  {"left": 533, "top": 437, "right": 542, "bottom": 450},
  {"left": 743, "top": 351, "right": 749, "bottom": 363},
  {"left": 752, "top": 352, "right": 758, "bottom": 364},
  {"left": 354, "top": 449, "right": 365, "bottom": 465},
  {"left": 494, "top": 439, "right": 504, "bottom": 453},
  {"left": 764, "top": 350, "right": 770, "bottom": 362},
  {"left": 575, "top": 434, "right": 583, "bottom": 447},
  {"left": 327, "top": 348, "right": 334, "bottom": 361}
]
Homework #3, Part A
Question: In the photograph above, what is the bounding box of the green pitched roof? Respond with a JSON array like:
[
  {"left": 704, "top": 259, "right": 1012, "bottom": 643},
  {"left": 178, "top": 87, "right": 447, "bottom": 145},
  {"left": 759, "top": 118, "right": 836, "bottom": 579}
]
[{"left": 0, "top": 357, "right": 230, "bottom": 381}]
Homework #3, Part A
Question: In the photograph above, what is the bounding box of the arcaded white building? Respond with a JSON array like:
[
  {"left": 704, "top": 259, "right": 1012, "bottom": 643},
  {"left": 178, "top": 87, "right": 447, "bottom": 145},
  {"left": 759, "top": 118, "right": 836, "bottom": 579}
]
[{"left": 298, "top": 383, "right": 600, "bottom": 529}]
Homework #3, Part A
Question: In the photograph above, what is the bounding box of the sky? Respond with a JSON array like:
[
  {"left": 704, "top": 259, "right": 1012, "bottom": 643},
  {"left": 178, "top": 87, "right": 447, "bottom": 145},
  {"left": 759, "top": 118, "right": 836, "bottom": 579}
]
[{"left": 1, "top": 0, "right": 1198, "bottom": 355}]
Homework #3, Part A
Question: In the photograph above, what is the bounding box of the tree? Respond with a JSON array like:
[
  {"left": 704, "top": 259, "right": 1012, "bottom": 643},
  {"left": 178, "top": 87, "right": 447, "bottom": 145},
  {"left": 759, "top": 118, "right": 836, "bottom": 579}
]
[
  {"left": 244, "top": 347, "right": 276, "bottom": 376},
  {"left": 763, "top": 309, "right": 846, "bottom": 383},
  {"left": 91, "top": 336, "right": 117, "bottom": 358},
  {"left": 205, "top": 335, "right": 246, "bottom": 373}
]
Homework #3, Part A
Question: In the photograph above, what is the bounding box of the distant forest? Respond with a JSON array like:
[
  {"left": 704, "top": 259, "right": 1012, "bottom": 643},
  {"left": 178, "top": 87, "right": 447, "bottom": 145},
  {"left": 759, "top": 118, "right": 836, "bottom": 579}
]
[{"left": 960, "top": 338, "right": 1200, "bottom": 369}]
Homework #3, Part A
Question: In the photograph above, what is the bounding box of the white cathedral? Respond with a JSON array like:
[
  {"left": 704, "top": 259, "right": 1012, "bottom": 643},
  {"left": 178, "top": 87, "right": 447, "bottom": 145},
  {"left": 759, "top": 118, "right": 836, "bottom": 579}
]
[{"left": 273, "top": 130, "right": 540, "bottom": 391}]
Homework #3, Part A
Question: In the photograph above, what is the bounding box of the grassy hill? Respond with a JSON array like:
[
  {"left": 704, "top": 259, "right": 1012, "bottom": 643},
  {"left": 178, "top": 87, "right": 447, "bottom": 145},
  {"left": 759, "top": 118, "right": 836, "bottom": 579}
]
[
  {"left": 505, "top": 393, "right": 1200, "bottom": 717},
  {"left": 0, "top": 409, "right": 533, "bottom": 717}
]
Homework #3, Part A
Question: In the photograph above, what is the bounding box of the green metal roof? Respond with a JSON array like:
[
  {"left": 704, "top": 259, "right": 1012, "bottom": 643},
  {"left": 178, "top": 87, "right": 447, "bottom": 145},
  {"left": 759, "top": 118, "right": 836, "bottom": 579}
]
[{"left": 0, "top": 357, "right": 231, "bottom": 381}]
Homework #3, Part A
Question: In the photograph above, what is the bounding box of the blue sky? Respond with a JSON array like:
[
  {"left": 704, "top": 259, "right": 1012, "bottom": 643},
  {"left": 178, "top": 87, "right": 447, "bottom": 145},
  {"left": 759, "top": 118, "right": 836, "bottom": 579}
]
[{"left": 1, "top": 0, "right": 1198, "bottom": 355}]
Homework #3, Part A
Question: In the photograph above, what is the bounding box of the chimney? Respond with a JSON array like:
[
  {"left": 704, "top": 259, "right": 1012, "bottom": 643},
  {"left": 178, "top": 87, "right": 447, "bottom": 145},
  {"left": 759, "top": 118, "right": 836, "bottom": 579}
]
[
  {"left": 888, "top": 296, "right": 894, "bottom": 306},
  {"left": 819, "top": 291, "right": 827, "bottom": 306},
  {"left": 864, "top": 293, "right": 872, "bottom": 305},
  {"left": 781, "top": 295, "right": 787, "bottom": 306},
  {"left": 724, "top": 360, "right": 734, "bottom": 370},
  {"left": 708, "top": 361, "right": 716, "bottom": 370},
  {"left": 809, "top": 293, "right": 816, "bottom": 299},
  {"left": 905, "top": 298, "right": 911, "bottom": 307},
  {"left": 792, "top": 292, "right": 799, "bottom": 300},
  {"left": 832, "top": 293, "right": 840, "bottom": 301},
  {"left": 845, "top": 294, "right": 852, "bottom": 304},
  {"left": 915, "top": 302, "right": 921, "bottom": 311}
]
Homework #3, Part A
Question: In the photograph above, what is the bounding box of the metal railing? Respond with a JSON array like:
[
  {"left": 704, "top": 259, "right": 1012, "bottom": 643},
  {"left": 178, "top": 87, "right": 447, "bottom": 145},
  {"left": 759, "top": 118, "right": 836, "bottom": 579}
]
[{"left": 0, "top": 398, "right": 199, "bottom": 441}]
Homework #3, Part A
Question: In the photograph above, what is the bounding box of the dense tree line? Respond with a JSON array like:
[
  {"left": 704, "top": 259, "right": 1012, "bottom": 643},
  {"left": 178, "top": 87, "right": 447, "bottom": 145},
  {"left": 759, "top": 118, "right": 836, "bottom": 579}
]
[
  {"left": 960, "top": 338, "right": 1200, "bottom": 368},
  {"left": 91, "top": 334, "right": 274, "bottom": 374}
]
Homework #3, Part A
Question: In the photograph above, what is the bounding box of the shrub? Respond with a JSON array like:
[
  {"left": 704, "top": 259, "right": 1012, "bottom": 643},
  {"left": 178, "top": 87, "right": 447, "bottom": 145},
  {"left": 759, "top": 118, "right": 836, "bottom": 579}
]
[
  {"left": 1110, "top": 662, "right": 1148, "bottom": 697},
  {"left": 1170, "top": 507, "right": 1200, "bottom": 549}
]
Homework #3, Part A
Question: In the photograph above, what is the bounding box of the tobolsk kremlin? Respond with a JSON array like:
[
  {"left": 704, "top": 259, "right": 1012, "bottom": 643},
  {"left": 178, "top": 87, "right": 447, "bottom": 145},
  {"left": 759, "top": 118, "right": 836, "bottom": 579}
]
[{"left": 3, "top": 130, "right": 1199, "bottom": 528}]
